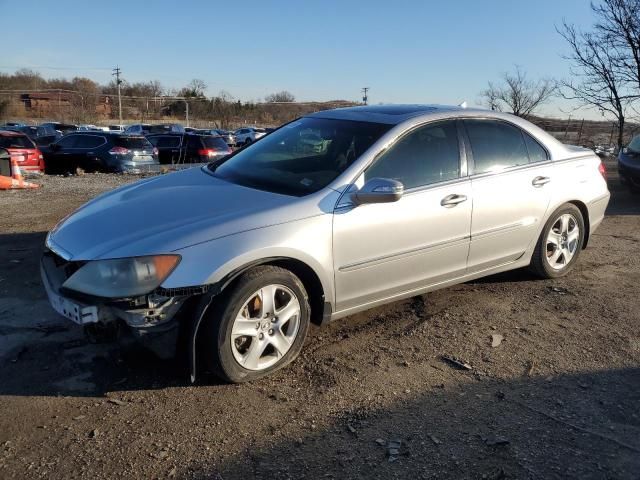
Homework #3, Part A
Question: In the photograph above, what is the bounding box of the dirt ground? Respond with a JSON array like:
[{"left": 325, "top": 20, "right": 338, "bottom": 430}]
[{"left": 0, "top": 160, "right": 639, "bottom": 480}]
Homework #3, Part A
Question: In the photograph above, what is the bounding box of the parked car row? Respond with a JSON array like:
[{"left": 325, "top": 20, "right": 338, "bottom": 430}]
[{"left": 0, "top": 120, "right": 276, "bottom": 174}]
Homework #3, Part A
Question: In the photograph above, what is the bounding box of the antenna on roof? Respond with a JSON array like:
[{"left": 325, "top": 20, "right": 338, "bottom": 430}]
[{"left": 458, "top": 101, "right": 468, "bottom": 109}]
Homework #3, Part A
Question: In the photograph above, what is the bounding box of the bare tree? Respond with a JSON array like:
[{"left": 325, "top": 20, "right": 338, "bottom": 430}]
[
  {"left": 592, "top": 0, "right": 640, "bottom": 95},
  {"left": 558, "top": 20, "right": 632, "bottom": 149},
  {"left": 265, "top": 91, "right": 295, "bottom": 103},
  {"left": 481, "top": 66, "right": 556, "bottom": 117}
]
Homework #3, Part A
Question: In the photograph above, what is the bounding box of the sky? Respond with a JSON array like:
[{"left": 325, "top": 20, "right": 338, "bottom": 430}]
[{"left": 1, "top": 0, "right": 602, "bottom": 119}]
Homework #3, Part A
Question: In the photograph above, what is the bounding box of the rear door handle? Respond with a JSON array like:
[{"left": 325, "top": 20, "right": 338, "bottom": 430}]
[
  {"left": 532, "top": 176, "right": 551, "bottom": 187},
  {"left": 441, "top": 194, "right": 468, "bottom": 207}
]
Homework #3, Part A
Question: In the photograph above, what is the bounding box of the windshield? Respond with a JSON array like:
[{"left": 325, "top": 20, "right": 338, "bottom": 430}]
[
  {"left": 628, "top": 135, "right": 640, "bottom": 152},
  {"left": 211, "top": 117, "right": 390, "bottom": 196}
]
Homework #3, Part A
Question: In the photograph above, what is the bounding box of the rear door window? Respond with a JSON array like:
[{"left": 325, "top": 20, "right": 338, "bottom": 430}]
[
  {"left": 74, "top": 135, "right": 106, "bottom": 149},
  {"left": 114, "top": 136, "right": 153, "bottom": 149},
  {"left": 202, "top": 136, "right": 229, "bottom": 149},
  {"left": 464, "top": 120, "right": 529, "bottom": 174},
  {"left": 55, "top": 135, "right": 79, "bottom": 148},
  {"left": 186, "top": 136, "right": 203, "bottom": 149},
  {"left": 149, "top": 136, "right": 181, "bottom": 148}
]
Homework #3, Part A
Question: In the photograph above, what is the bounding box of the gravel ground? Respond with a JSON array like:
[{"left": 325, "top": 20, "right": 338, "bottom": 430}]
[{"left": 0, "top": 161, "right": 639, "bottom": 479}]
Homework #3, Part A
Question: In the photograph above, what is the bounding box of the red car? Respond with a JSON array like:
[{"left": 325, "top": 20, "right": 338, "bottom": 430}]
[{"left": 0, "top": 130, "right": 45, "bottom": 173}]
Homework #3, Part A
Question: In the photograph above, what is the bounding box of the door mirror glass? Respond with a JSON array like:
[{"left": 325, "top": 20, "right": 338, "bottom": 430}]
[{"left": 353, "top": 178, "right": 404, "bottom": 205}]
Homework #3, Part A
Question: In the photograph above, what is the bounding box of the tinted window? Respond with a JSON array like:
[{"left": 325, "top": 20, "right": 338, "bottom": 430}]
[
  {"left": 365, "top": 121, "right": 460, "bottom": 189},
  {"left": 464, "top": 120, "right": 528, "bottom": 174},
  {"left": 213, "top": 118, "right": 391, "bottom": 196},
  {"left": 186, "top": 136, "right": 203, "bottom": 149},
  {"left": 202, "top": 136, "right": 229, "bottom": 149},
  {"left": 56, "top": 135, "right": 79, "bottom": 148},
  {"left": 149, "top": 136, "right": 181, "bottom": 148},
  {"left": 524, "top": 133, "right": 548, "bottom": 163},
  {"left": 114, "top": 136, "right": 153, "bottom": 149},
  {"left": 74, "top": 135, "right": 105, "bottom": 149},
  {"left": 0, "top": 135, "right": 35, "bottom": 148}
]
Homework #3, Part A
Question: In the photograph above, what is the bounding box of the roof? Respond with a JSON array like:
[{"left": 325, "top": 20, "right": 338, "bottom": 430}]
[
  {"left": 0, "top": 129, "right": 25, "bottom": 137},
  {"left": 307, "top": 104, "right": 472, "bottom": 124}
]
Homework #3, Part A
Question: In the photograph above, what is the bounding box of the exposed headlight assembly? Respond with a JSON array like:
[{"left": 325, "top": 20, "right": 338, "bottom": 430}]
[{"left": 62, "top": 255, "right": 180, "bottom": 298}]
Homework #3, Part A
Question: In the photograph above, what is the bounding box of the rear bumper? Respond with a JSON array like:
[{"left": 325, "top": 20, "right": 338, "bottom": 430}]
[
  {"left": 588, "top": 192, "right": 610, "bottom": 234},
  {"left": 618, "top": 160, "right": 640, "bottom": 185}
]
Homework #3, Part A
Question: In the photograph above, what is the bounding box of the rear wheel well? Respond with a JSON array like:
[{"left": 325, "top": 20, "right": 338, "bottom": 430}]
[
  {"left": 219, "top": 258, "right": 326, "bottom": 326},
  {"left": 568, "top": 200, "right": 590, "bottom": 248}
]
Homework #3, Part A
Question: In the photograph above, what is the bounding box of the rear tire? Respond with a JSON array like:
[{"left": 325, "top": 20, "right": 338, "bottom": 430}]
[
  {"left": 244, "top": 138, "right": 252, "bottom": 146},
  {"left": 202, "top": 266, "right": 310, "bottom": 383},
  {"left": 529, "top": 204, "right": 585, "bottom": 279}
]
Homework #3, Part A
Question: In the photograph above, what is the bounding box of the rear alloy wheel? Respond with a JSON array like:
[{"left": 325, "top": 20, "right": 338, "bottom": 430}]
[
  {"left": 529, "top": 204, "right": 585, "bottom": 278},
  {"left": 202, "top": 266, "right": 310, "bottom": 383}
]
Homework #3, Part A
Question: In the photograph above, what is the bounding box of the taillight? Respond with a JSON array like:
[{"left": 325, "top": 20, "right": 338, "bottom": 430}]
[
  {"left": 598, "top": 161, "right": 607, "bottom": 180},
  {"left": 198, "top": 148, "right": 217, "bottom": 157},
  {"left": 109, "top": 146, "right": 130, "bottom": 155}
]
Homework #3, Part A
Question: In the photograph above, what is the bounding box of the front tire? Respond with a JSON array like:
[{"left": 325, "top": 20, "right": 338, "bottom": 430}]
[
  {"left": 202, "top": 266, "right": 310, "bottom": 383},
  {"left": 529, "top": 204, "right": 585, "bottom": 279}
]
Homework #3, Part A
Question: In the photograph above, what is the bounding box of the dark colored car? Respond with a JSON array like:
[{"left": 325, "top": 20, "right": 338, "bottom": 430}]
[
  {"left": 40, "top": 122, "right": 78, "bottom": 135},
  {"left": 618, "top": 135, "right": 640, "bottom": 192},
  {"left": 41, "top": 132, "right": 158, "bottom": 174},
  {"left": 3, "top": 124, "right": 61, "bottom": 146},
  {"left": 0, "top": 130, "right": 45, "bottom": 173},
  {"left": 125, "top": 123, "right": 185, "bottom": 135},
  {"left": 147, "top": 133, "right": 231, "bottom": 165}
]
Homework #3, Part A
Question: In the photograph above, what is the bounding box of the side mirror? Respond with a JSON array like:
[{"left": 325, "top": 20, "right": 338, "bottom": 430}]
[{"left": 353, "top": 178, "right": 404, "bottom": 205}]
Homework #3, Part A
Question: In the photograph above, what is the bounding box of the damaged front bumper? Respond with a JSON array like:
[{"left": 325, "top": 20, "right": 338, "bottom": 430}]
[{"left": 40, "top": 250, "right": 193, "bottom": 358}]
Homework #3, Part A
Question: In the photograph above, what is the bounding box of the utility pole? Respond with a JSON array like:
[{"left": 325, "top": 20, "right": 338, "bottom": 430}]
[
  {"left": 112, "top": 66, "right": 123, "bottom": 126},
  {"left": 361, "top": 87, "right": 369, "bottom": 105}
]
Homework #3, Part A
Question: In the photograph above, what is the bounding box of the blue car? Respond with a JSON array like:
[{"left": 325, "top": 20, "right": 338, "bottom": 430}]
[{"left": 618, "top": 135, "right": 640, "bottom": 192}]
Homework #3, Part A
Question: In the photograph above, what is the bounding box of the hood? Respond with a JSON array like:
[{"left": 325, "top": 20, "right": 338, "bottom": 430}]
[{"left": 48, "top": 167, "right": 307, "bottom": 260}]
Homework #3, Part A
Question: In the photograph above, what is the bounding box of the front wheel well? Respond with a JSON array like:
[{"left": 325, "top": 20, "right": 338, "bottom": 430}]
[
  {"left": 218, "top": 258, "right": 327, "bottom": 326},
  {"left": 567, "top": 200, "right": 590, "bottom": 248}
]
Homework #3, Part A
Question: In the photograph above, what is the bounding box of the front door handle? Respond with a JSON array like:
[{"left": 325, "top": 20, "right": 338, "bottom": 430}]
[
  {"left": 441, "top": 194, "right": 468, "bottom": 207},
  {"left": 532, "top": 176, "right": 551, "bottom": 187}
]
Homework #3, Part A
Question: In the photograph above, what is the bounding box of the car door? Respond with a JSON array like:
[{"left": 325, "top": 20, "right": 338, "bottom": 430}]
[
  {"left": 463, "top": 119, "right": 553, "bottom": 272},
  {"left": 73, "top": 134, "right": 107, "bottom": 170},
  {"left": 45, "top": 134, "right": 80, "bottom": 173},
  {"left": 332, "top": 120, "right": 472, "bottom": 313}
]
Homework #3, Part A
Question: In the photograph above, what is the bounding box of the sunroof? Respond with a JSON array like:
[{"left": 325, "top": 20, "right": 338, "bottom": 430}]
[{"left": 357, "top": 105, "right": 439, "bottom": 115}]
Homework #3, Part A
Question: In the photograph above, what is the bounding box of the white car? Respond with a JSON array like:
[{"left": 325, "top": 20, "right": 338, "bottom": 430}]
[{"left": 234, "top": 127, "right": 267, "bottom": 146}]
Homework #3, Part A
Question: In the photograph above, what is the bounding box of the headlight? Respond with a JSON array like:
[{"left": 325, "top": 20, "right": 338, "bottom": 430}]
[{"left": 62, "top": 255, "right": 180, "bottom": 298}]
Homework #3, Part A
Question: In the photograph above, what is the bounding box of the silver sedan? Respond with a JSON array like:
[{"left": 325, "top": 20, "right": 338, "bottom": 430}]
[{"left": 42, "top": 105, "right": 610, "bottom": 383}]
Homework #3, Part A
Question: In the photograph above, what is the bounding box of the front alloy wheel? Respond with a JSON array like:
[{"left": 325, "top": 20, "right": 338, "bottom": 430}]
[
  {"left": 231, "top": 284, "right": 301, "bottom": 371},
  {"left": 202, "top": 266, "right": 310, "bottom": 383}
]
